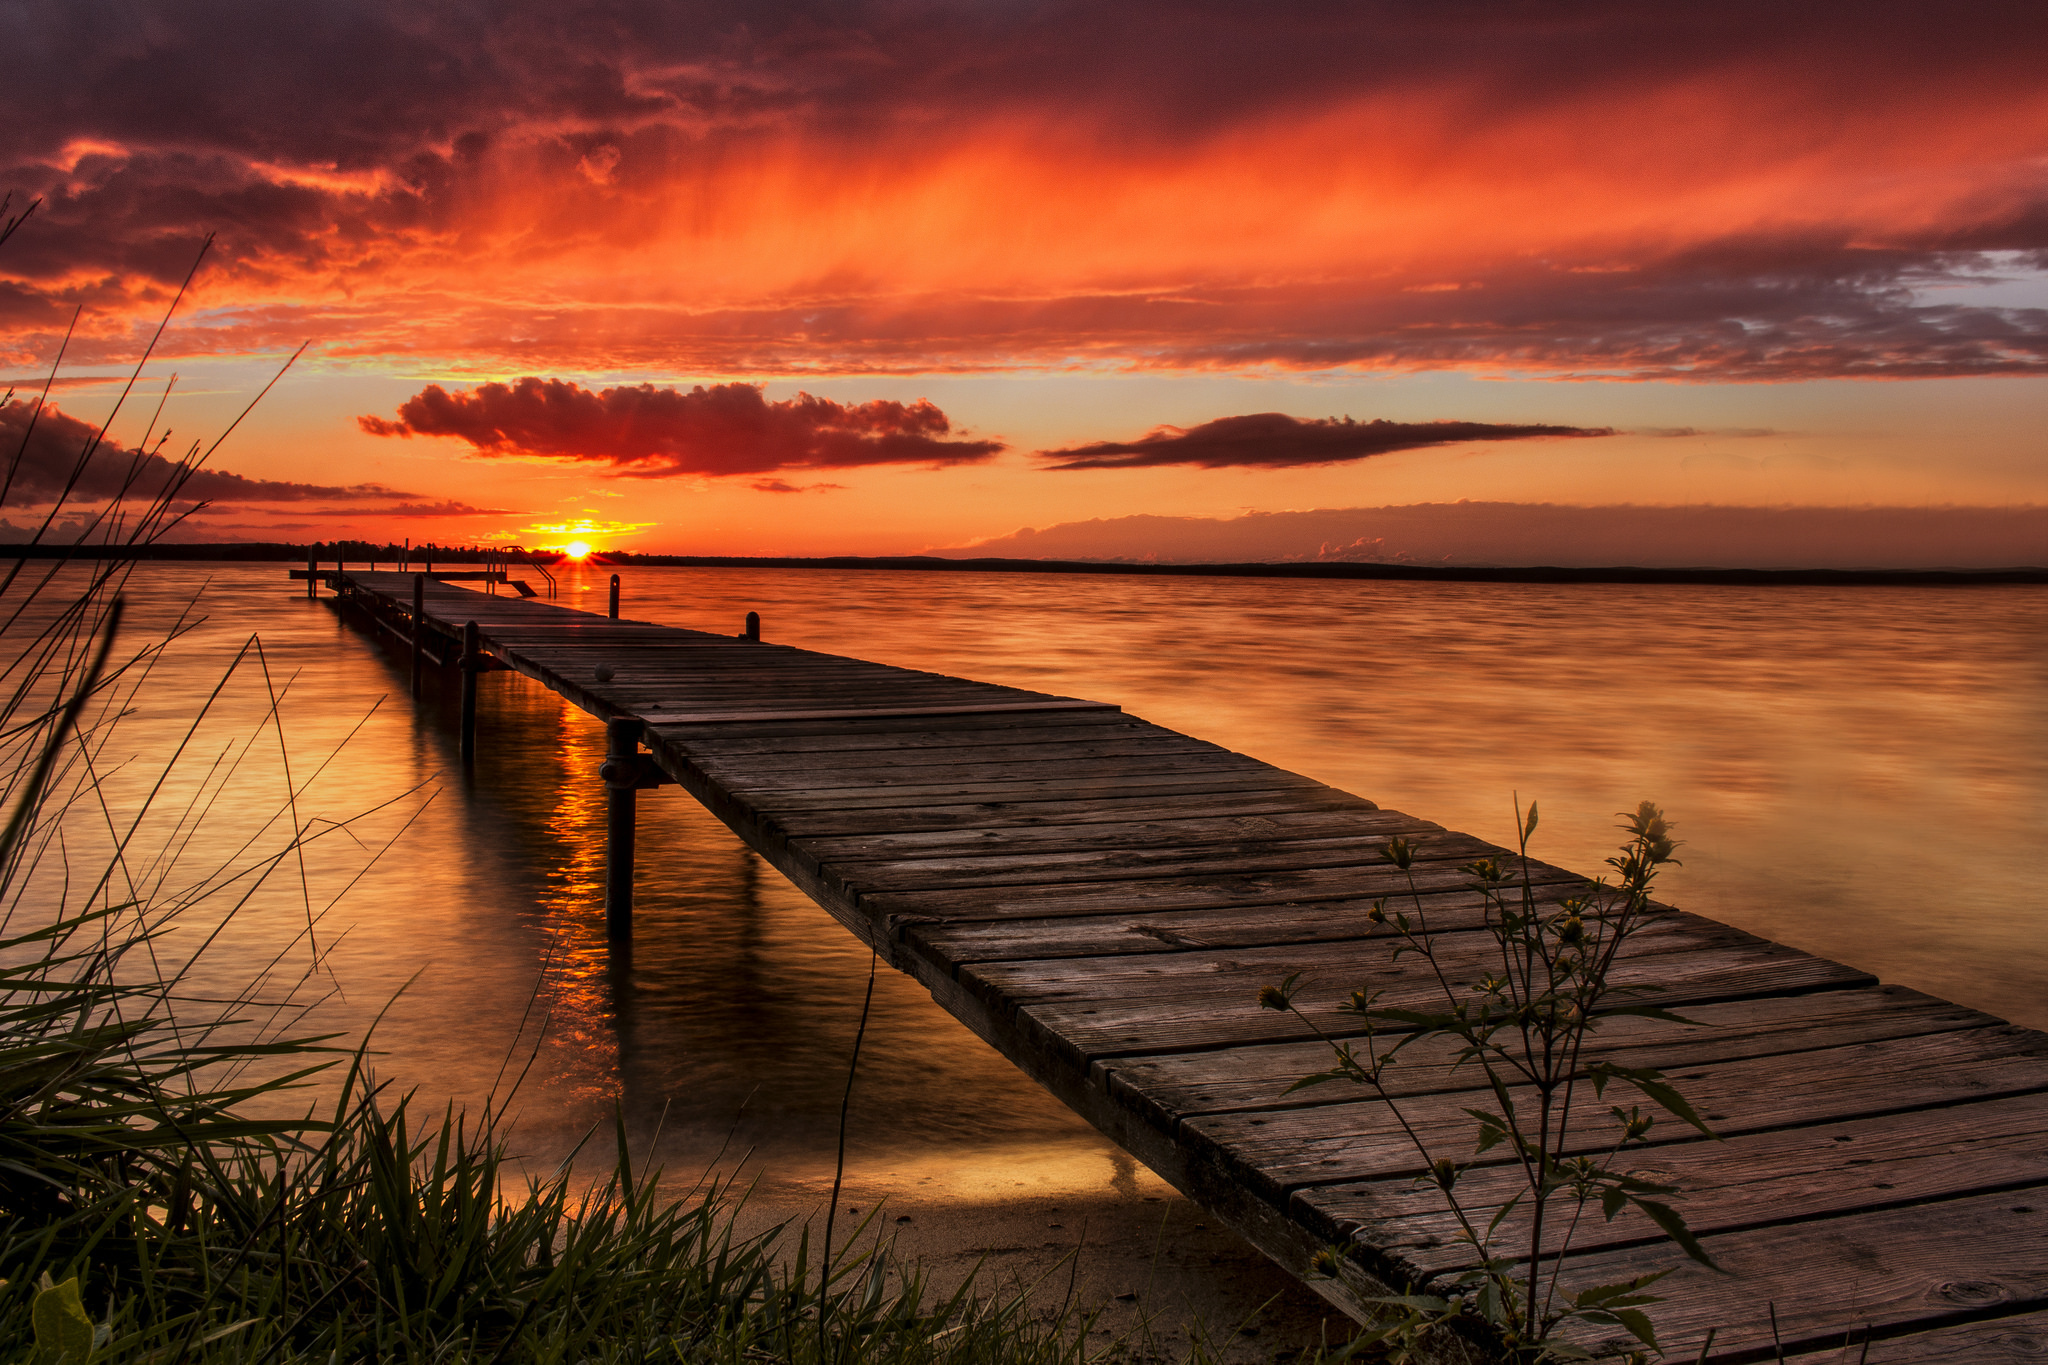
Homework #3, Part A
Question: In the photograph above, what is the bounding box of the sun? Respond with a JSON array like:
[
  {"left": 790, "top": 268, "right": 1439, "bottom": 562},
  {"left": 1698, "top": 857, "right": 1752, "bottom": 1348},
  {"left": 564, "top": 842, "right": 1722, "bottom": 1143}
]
[{"left": 564, "top": 540, "right": 592, "bottom": 560}]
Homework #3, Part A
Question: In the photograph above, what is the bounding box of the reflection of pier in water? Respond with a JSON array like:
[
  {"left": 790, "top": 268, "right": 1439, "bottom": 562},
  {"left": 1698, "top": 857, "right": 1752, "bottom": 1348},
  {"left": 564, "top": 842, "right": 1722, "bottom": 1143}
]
[
  {"left": 340, "top": 639, "right": 929, "bottom": 1151},
  {"left": 318, "top": 567, "right": 2048, "bottom": 1364}
]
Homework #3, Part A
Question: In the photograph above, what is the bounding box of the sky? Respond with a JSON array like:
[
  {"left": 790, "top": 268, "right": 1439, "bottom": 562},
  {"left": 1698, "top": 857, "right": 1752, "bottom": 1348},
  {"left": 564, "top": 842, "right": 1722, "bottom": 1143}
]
[{"left": 0, "top": 1, "right": 2043, "bottom": 564}]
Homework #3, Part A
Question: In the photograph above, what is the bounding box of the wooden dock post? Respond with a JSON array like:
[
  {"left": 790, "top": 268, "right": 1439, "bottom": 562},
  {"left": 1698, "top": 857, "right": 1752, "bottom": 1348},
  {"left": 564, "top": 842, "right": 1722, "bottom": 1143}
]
[
  {"left": 458, "top": 620, "right": 480, "bottom": 766},
  {"left": 306, "top": 550, "right": 316, "bottom": 598},
  {"left": 410, "top": 574, "right": 425, "bottom": 699},
  {"left": 608, "top": 574, "right": 620, "bottom": 620},
  {"left": 743, "top": 610, "right": 760, "bottom": 641},
  {"left": 602, "top": 716, "right": 642, "bottom": 936}
]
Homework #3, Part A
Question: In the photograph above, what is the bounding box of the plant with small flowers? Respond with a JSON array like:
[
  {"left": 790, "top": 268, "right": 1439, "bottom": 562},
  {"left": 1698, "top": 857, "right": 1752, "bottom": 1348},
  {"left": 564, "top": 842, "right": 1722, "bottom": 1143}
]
[{"left": 1258, "top": 801, "right": 1718, "bottom": 1363}]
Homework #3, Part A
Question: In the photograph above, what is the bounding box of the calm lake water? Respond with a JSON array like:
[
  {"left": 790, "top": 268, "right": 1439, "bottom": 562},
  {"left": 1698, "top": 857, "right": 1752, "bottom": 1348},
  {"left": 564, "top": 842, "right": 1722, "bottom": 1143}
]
[{"left": 65, "top": 561, "right": 2048, "bottom": 1196}]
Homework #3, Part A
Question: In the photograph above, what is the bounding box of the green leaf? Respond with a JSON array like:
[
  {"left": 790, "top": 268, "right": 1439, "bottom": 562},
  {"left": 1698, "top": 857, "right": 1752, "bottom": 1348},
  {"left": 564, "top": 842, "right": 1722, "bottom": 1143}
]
[
  {"left": 1463, "top": 1108, "right": 1510, "bottom": 1154},
  {"left": 1284, "top": 1070, "right": 1353, "bottom": 1095},
  {"left": 1487, "top": 1069, "right": 1519, "bottom": 1127},
  {"left": 1617, "top": 1067, "right": 1719, "bottom": 1138},
  {"left": 1630, "top": 1197, "right": 1722, "bottom": 1270},
  {"left": 32, "top": 1275, "right": 95, "bottom": 1364},
  {"left": 1598, "top": 1004, "right": 1706, "bottom": 1026},
  {"left": 1370, "top": 1007, "right": 1456, "bottom": 1028},
  {"left": 1570, "top": 1270, "right": 1670, "bottom": 1308},
  {"left": 1364, "top": 1293, "right": 1455, "bottom": 1313},
  {"left": 1608, "top": 1306, "right": 1660, "bottom": 1348}
]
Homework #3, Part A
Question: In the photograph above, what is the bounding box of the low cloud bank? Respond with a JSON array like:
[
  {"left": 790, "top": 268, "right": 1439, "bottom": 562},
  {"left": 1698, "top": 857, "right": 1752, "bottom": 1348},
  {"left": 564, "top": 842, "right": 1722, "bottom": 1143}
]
[
  {"left": 361, "top": 379, "right": 1002, "bottom": 476},
  {"left": 1039, "top": 415, "right": 1612, "bottom": 470},
  {"left": 936, "top": 504, "right": 2048, "bottom": 570},
  {"left": 0, "top": 399, "right": 414, "bottom": 507}
]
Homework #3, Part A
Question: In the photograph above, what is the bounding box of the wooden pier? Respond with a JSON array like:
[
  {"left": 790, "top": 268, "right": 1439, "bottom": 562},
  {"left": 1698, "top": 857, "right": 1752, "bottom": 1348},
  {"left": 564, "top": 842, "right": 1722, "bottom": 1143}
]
[{"left": 319, "top": 568, "right": 2048, "bottom": 1364}]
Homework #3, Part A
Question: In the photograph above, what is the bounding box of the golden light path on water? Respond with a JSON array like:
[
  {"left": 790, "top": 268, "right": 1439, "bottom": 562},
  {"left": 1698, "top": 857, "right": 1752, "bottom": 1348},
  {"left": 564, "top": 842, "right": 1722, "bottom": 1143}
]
[{"left": 82, "top": 561, "right": 2048, "bottom": 1206}]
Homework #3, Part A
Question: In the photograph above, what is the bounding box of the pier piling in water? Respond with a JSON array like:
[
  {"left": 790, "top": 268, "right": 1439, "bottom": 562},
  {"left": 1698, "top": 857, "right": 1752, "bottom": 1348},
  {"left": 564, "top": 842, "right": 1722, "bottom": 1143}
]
[
  {"left": 608, "top": 573, "right": 620, "bottom": 620},
  {"left": 410, "top": 574, "right": 425, "bottom": 698},
  {"left": 458, "top": 620, "right": 480, "bottom": 766},
  {"left": 602, "top": 716, "right": 642, "bottom": 936},
  {"left": 743, "top": 610, "right": 760, "bottom": 641}
]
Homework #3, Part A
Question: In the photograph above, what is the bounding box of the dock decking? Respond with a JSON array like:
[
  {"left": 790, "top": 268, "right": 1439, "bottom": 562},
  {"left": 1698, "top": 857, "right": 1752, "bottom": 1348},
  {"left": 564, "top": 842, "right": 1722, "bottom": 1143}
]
[{"left": 324, "top": 569, "right": 2048, "bottom": 1364}]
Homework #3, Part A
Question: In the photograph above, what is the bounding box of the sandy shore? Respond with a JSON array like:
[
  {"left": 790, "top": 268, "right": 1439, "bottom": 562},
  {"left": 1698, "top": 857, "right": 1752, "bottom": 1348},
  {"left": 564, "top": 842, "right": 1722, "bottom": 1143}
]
[{"left": 694, "top": 1144, "right": 1363, "bottom": 1364}]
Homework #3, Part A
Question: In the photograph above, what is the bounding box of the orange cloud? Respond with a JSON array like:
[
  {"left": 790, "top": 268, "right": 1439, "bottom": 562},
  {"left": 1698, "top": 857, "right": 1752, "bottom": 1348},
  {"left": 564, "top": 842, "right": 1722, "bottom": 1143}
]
[{"left": 0, "top": 2, "right": 2041, "bottom": 380}]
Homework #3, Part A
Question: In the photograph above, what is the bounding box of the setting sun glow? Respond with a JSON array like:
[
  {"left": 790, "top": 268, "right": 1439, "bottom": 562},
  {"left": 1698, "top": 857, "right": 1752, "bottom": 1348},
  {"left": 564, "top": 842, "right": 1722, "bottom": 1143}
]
[{"left": 564, "top": 541, "right": 592, "bottom": 560}]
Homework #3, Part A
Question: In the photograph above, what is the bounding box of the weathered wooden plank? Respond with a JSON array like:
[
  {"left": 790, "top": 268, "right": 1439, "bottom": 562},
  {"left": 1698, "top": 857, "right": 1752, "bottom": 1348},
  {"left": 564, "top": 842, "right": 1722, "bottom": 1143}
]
[
  {"left": 1833, "top": 1310, "right": 2048, "bottom": 1364},
  {"left": 624, "top": 686, "right": 1071, "bottom": 704},
  {"left": 1180, "top": 1026, "right": 2048, "bottom": 1202},
  {"left": 795, "top": 805, "right": 1438, "bottom": 861},
  {"left": 677, "top": 716, "right": 1158, "bottom": 756},
  {"left": 897, "top": 883, "right": 1580, "bottom": 962},
  {"left": 711, "top": 750, "right": 1250, "bottom": 791},
  {"left": 659, "top": 708, "right": 1157, "bottom": 743},
  {"left": 687, "top": 735, "right": 1230, "bottom": 775},
  {"left": 1317, "top": 1090, "right": 2048, "bottom": 1280},
  {"left": 633, "top": 679, "right": 1080, "bottom": 701},
  {"left": 1542, "top": 1191, "right": 2048, "bottom": 1363},
  {"left": 586, "top": 674, "right": 1034, "bottom": 692},
  {"left": 689, "top": 737, "right": 1223, "bottom": 780},
  {"left": 749, "top": 786, "right": 1382, "bottom": 838},
  {"left": 642, "top": 701, "right": 1115, "bottom": 724},
  {"left": 732, "top": 768, "right": 1346, "bottom": 812},
  {"left": 822, "top": 830, "right": 1516, "bottom": 893},
  {"left": 972, "top": 939, "right": 1873, "bottom": 1063},
  {"left": 862, "top": 851, "right": 1582, "bottom": 919},
  {"left": 1102, "top": 986, "right": 1994, "bottom": 1118}
]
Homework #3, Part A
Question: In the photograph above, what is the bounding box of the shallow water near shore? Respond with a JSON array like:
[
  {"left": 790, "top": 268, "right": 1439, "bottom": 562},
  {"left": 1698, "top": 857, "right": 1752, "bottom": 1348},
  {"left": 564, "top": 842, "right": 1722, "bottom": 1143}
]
[{"left": 55, "top": 562, "right": 2048, "bottom": 1205}]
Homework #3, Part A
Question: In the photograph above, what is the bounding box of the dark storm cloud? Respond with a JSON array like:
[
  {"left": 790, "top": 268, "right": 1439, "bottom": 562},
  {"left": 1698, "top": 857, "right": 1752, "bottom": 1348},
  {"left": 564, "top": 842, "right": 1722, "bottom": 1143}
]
[
  {"left": 358, "top": 378, "right": 1002, "bottom": 474},
  {"left": 7, "top": 2, "right": 2039, "bottom": 169},
  {"left": 1145, "top": 236, "right": 2048, "bottom": 382},
  {"left": 1040, "top": 414, "right": 1611, "bottom": 470},
  {"left": 0, "top": 397, "right": 420, "bottom": 507},
  {"left": 0, "top": 2, "right": 2042, "bottom": 378}
]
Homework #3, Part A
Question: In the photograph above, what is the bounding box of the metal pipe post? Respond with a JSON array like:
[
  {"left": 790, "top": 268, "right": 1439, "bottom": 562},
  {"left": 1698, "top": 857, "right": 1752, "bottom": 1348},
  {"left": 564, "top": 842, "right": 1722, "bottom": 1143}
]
[
  {"left": 410, "top": 574, "right": 425, "bottom": 699},
  {"left": 608, "top": 573, "right": 620, "bottom": 620},
  {"left": 459, "top": 621, "right": 480, "bottom": 766},
  {"left": 744, "top": 610, "right": 760, "bottom": 641},
  {"left": 604, "top": 717, "right": 643, "bottom": 937}
]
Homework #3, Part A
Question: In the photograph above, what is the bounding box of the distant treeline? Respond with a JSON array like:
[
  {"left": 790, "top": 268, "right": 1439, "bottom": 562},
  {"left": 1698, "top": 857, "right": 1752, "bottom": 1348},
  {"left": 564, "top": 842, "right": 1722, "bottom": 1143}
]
[
  {"left": 0, "top": 541, "right": 507, "bottom": 564},
  {"left": 1, "top": 542, "right": 2042, "bottom": 586}
]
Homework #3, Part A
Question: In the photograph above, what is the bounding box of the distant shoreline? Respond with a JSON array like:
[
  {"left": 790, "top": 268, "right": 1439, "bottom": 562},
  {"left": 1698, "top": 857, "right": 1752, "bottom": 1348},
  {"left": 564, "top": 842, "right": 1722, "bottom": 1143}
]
[{"left": 4, "top": 542, "right": 2044, "bottom": 586}]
